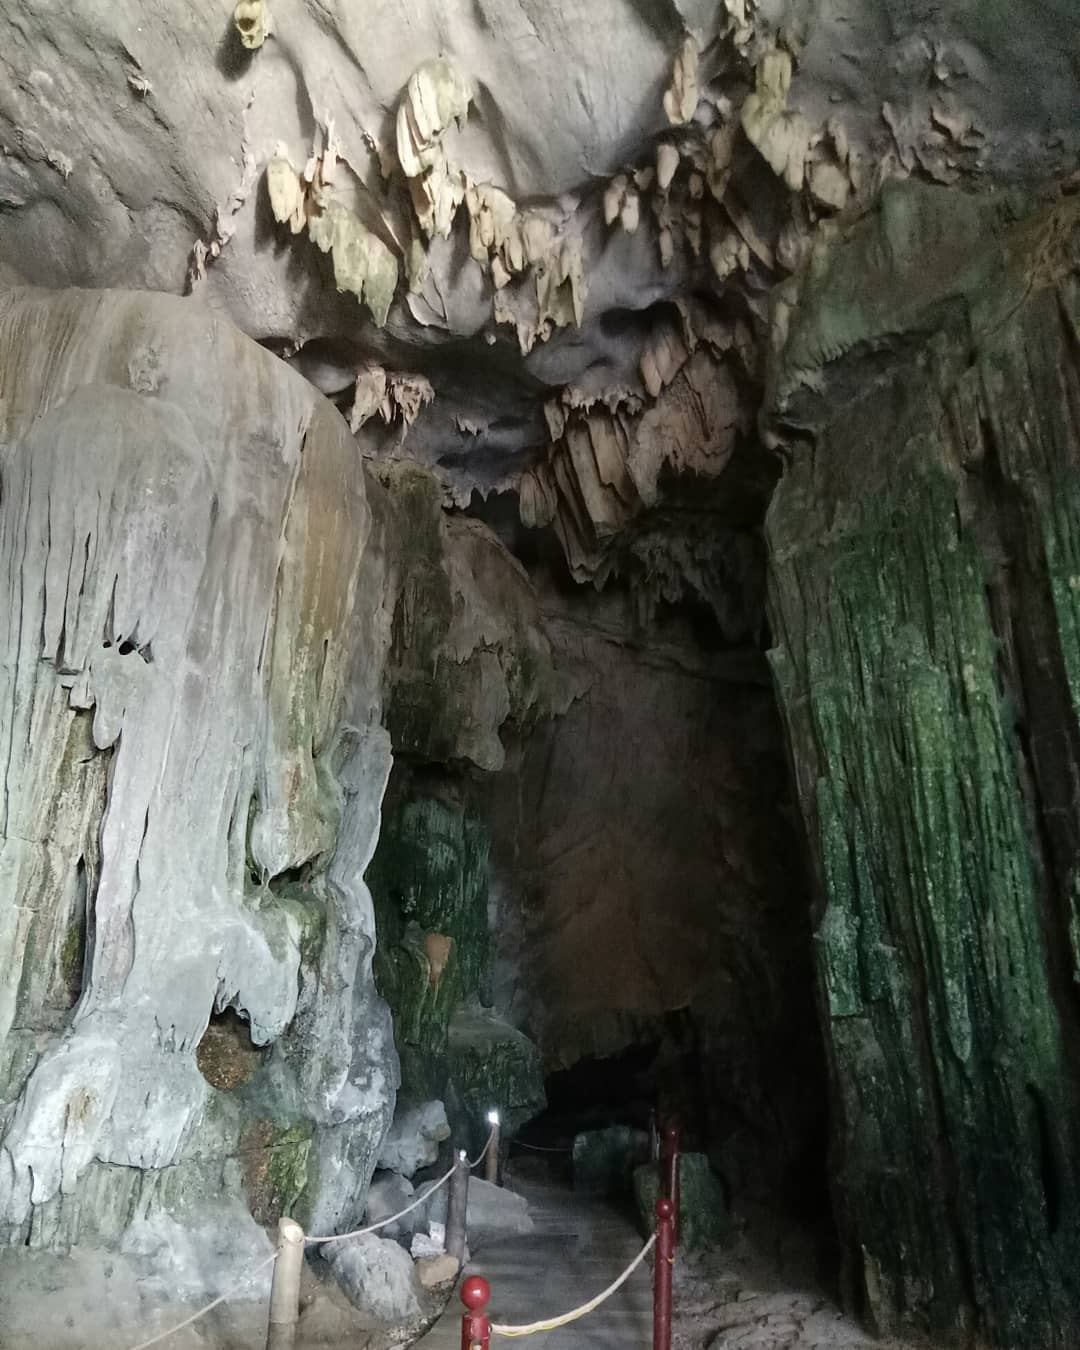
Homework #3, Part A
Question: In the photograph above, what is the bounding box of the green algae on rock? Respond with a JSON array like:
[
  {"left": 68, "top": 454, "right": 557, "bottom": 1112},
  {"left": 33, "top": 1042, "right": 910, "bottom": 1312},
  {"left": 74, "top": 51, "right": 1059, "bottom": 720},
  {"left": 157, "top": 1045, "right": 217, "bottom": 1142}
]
[{"left": 765, "top": 184, "right": 1080, "bottom": 1347}]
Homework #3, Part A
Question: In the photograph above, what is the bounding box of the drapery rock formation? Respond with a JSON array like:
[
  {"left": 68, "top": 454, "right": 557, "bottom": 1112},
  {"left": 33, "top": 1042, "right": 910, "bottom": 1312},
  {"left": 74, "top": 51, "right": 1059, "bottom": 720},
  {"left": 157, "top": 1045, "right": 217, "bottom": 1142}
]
[{"left": 0, "top": 287, "right": 399, "bottom": 1340}]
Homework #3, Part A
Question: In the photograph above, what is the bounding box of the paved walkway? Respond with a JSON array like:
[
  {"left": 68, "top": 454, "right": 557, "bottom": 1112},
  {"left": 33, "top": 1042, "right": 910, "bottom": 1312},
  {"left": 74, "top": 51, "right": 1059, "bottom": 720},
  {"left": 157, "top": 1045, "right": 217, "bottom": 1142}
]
[{"left": 420, "top": 1162, "right": 653, "bottom": 1350}]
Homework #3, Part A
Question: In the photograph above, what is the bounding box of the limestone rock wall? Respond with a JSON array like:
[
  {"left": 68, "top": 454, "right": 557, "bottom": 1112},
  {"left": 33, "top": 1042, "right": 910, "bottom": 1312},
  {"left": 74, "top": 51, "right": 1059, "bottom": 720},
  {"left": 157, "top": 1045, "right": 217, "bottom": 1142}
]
[
  {"left": 766, "top": 186, "right": 1080, "bottom": 1345},
  {"left": 364, "top": 482, "right": 553, "bottom": 1160},
  {"left": 0, "top": 288, "right": 397, "bottom": 1334},
  {"left": 486, "top": 572, "right": 825, "bottom": 1206}
]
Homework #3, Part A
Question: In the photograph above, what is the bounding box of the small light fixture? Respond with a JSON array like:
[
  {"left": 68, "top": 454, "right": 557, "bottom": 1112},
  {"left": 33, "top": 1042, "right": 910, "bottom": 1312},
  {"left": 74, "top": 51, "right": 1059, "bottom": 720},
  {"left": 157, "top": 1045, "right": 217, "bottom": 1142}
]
[
  {"left": 487, "top": 1109, "right": 500, "bottom": 1126},
  {"left": 459, "top": 1149, "right": 468, "bottom": 1162}
]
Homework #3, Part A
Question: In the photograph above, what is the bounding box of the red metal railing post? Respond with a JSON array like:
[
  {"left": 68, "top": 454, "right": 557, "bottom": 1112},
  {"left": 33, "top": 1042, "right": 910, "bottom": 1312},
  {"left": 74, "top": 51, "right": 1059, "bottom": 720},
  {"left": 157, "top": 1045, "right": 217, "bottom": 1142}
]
[
  {"left": 461, "top": 1275, "right": 491, "bottom": 1350},
  {"left": 661, "top": 1123, "right": 681, "bottom": 1247},
  {"left": 653, "top": 1197, "right": 675, "bottom": 1350}
]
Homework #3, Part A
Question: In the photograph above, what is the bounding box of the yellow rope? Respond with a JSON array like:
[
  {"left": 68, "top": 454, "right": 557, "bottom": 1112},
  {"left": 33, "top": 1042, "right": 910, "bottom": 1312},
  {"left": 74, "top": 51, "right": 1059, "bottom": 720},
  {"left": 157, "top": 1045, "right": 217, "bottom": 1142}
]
[{"left": 491, "top": 1233, "right": 656, "bottom": 1337}]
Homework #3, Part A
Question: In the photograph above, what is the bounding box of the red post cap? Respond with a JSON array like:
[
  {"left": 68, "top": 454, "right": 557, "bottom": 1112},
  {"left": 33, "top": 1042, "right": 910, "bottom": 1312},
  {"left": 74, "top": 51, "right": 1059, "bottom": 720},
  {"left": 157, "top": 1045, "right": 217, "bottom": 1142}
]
[
  {"left": 656, "top": 1198, "right": 674, "bottom": 1220},
  {"left": 461, "top": 1276, "right": 491, "bottom": 1311}
]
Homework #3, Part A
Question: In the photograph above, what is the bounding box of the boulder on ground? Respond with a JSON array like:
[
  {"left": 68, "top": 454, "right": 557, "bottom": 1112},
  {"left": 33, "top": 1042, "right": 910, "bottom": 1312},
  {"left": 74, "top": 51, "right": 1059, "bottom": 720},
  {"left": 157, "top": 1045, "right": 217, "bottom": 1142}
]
[
  {"left": 363, "top": 1172, "right": 424, "bottom": 1240},
  {"left": 377, "top": 1099, "right": 451, "bottom": 1177},
  {"left": 633, "top": 1153, "right": 728, "bottom": 1251},
  {"left": 323, "top": 1232, "right": 423, "bottom": 1322},
  {"left": 425, "top": 1176, "right": 533, "bottom": 1248},
  {"left": 410, "top": 1221, "right": 447, "bottom": 1259},
  {"left": 572, "top": 1125, "right": 649, "bottom": 1197},
  {"left": 417, "top": 1253, "right": 460, "bottom": 1288}
]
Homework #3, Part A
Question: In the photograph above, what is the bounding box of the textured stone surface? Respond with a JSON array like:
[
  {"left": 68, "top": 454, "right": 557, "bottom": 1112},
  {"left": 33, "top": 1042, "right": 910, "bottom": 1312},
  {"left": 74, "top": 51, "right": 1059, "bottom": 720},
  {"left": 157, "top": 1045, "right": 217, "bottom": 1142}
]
[
  {"left": 445, "top": 1008, "right": 546, "bottom": 1161},
  {"left": 634, "top": 1154, "right": 729, "bottom": 1251},
  {"left": 424, "top": 1175, "right": 533, "bottom": 1248},
  {"left": 323, "top": 1231, "right": 423, "bottom": 1322},
  {"left": 486, "top": 573, "right": 824, "bottom": 1207},
  {"left": 363, "top": 1171, "right": 419, "bottom": 1241},
  {"left": 376, "top": 464, "right": 553, "bottom": 771},
  {"left": 377, "top": 1099, "right": 451, "bottom": 1178},
  {"left": 0, "top": 287, "right": 397, "bottom": 1334},
  {"left": 3, "top": 0, "right": 1074, "bottom": 588},
  {"left": 416, "top": 1252, "right": 460, "bottom": 1288},
  {"left": 3, "top": 7, "right": 1080, "bottom": 1348},
  {"left": 766, "top": 186, "right": 1080, "bottom": 1345},
  {"left": 572, "top": 1126, "right": 650, "bottom": 1197}
]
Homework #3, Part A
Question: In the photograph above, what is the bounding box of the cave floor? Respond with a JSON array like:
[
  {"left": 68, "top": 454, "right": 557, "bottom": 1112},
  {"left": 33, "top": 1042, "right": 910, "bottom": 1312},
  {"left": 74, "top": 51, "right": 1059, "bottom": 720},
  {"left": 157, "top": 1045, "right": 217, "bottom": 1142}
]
[
  {"left": 420, "top": 1161, "right": 925, "bottom": 1350},
  {"left": 420, "top": 1159, "right": 653, "bottom": 1348}
]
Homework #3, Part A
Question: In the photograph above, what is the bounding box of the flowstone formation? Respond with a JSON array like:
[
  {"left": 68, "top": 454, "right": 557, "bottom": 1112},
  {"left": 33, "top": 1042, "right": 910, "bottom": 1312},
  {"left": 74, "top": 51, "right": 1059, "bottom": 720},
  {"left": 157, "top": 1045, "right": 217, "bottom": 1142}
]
[
  {"left": 0, "top": 288, "right": 398, "bottom": 1344},
  {"left": 766, "top": 185, "right": 1080, "bottom": 1346}
]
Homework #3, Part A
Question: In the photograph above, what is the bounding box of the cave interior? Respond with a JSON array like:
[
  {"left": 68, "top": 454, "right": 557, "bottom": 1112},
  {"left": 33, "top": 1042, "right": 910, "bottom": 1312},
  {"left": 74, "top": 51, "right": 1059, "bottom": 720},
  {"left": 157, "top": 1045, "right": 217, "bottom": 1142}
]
[{"left": 0, "top": 1, "right": 1079, "bottom": 1348}]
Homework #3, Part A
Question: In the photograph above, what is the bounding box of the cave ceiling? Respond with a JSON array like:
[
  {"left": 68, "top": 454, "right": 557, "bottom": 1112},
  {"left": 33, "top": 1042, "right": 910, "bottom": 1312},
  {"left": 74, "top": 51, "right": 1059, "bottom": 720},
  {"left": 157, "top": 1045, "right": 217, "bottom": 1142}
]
[{"left": 1, "top": 0, "right": 1076, "bottom": 583}]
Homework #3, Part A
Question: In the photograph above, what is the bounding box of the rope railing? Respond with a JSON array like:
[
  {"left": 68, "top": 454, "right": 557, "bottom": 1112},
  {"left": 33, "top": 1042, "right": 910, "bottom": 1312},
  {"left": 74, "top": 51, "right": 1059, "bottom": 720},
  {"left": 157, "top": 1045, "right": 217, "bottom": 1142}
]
[
  {"left": 125, "top": 1252, "right": 280, "bottom": 1350},
  {"left": 303, "top": 1157, "right": 457, "bottom": 1246},
  {"left": 461, "top": 1118, "right": 682, "bottom": 1350},
  {"left": 121, "top": 1122, "right": 499, "bottom": 1350},
  {"left": 491, "top": 1232, "right": 657, "bottom": 1338},
  {"left": 468, "top": 1126, "right": 496, "bottom": 1169},
  {"left": 118, "top": 1116, "right": 681, "bottom": 1350}
]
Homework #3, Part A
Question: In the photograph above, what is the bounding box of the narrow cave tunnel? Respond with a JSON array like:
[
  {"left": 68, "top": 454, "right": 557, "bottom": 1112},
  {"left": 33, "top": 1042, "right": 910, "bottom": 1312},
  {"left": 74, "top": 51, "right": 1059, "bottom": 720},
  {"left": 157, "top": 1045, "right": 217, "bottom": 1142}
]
[
  {"left": 365, "top": 470, "right": 841, "bottom": 1322},
  {"left": 1, "top": 4, "right": 1080, "bottom": 1350}
]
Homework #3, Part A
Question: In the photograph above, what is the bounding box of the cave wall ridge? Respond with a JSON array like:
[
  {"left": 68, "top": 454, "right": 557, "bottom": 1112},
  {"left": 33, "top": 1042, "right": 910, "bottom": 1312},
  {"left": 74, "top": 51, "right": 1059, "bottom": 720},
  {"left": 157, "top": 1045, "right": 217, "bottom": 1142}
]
[
  {"left": 766, "top": 184, "right": 1080, "bottom": 1346},
  {"left": 0, "top": 287, "right": 398, "bottom": 1311}
]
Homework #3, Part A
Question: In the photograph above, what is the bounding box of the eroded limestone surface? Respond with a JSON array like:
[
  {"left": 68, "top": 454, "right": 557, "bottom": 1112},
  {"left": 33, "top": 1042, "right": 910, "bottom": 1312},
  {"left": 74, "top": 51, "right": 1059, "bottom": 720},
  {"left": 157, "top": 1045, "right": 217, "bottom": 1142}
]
[{"left": 0, "top": 287, "right": 397, "bottom": 1340}]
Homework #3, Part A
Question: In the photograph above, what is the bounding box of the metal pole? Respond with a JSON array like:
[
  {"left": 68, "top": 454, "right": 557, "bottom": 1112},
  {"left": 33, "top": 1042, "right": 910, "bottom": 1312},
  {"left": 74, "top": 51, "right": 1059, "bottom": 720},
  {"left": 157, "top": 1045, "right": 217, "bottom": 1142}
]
[
  {"left": 485, "top": 1119, "right": 501, "bottom": 1186},
  {"left": 653, "top": 1198, "right": 674, "bottom": 1350},
  {"left": 447, "top": 1149, "right": 470, "bottom": 1265},
  {"left": 460, "top": 1275, "right": 491, "bottom": 1350},
  {"left": 266, "top": 1216, "right": 304, "bottom": 1350},
  {"left": 662, "top": 1123, "right": 681, "bottom": 1247}
]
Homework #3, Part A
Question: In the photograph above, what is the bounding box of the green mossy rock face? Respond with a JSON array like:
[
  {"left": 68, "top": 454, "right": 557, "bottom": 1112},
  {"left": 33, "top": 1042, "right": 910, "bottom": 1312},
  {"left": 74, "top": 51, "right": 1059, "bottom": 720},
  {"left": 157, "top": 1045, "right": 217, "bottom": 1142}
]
[
  {"left": 765, "top": 187, "right": 1080, "bottom": 1347},
  {"left": 572, "top": 1126, "right": 649, "bottom": 1197},
  {"left": 369, "top": 784, "right": 492, "bottom": 1101},
  {"left": 240, "top": 1120, "right": 316, "bottom": 1227},
  {"left": 633, "top": 1154, "right": 728, "bottom": 1251},
  {"left": 446, "top": 1009, "right": 546, "bottom": 1159},
  {"left": 368, "top": 774, "right": 545, "bottom": 1152}
]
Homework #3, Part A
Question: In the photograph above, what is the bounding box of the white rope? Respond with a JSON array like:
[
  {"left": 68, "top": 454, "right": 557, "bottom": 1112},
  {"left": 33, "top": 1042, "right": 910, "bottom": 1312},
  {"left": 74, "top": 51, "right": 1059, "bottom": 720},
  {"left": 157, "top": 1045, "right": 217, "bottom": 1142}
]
[
  {"left": 305, "top": 1158, "right": 458, "bottom": 1246},
  {"left": 491, "top": 1232, "right": 657, "bottom": 1337},
  {"left": 120, "top": 1124, "right": 498, "bottom": 1346},
  {"left": 124, "top": 1251, "right": 279, "bottom": 1350},
  {"left": 468, "top": 1124, "right": 497, "bottom": 1169}
]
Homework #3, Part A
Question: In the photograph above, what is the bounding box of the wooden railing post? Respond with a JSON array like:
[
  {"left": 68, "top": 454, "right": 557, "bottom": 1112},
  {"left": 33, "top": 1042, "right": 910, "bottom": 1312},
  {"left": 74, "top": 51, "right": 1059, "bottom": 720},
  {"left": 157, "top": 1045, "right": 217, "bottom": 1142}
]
[
  {"left": 485, "top": 1110, "right": 501, "bottom": 1186},
  {"left": 461, "top": 1275, "right": 491, "bottom": 1350},
  {"left": 446, "top": 1148, "right": 470, "bottom": 1265},
  {"left": 266, "top": 1216, "right": 304, "bottom": 1350},
  {"left": 653, "top": 1198, "right": 675, "bottom": 1350}
]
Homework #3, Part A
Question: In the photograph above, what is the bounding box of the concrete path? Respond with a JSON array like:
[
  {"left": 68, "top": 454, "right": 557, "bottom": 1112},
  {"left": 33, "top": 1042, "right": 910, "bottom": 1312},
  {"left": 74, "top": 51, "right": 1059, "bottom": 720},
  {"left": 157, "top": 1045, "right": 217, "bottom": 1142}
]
[{"left": 419, "top": 1162, "right": 653, "bottom": 1350}]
